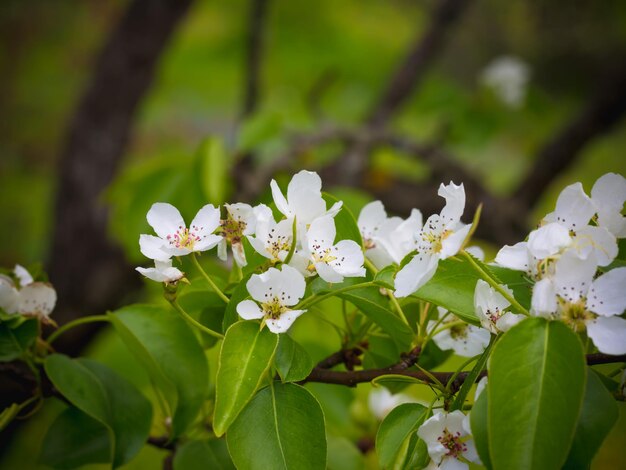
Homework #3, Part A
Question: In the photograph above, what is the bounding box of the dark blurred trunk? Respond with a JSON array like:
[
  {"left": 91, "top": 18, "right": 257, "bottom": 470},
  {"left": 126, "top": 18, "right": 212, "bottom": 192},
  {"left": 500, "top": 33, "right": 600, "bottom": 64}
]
[{"left": 47, "top": 0, "right": 194, "bottom": 355}]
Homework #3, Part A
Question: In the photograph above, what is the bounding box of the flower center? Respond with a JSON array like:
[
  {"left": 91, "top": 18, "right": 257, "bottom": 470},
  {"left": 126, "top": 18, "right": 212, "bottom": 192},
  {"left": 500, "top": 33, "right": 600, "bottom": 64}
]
[
  {"left": 167, "top": 226, "right": 199, "bottom": 250},
  {"left": 449, "top": 323, "right": 468, "bottom": 339},
  {"left": 420, "top": 229, "right": 451, "bottom": 254},
  {"left": 221, "top": 216, "right": 247, "bottom": 244},
  {"left": 438, "top": 428, "right": 467, "bottom": 459},
  {"left": 559, "top": 298, "right": 595, "bottom": 333},
  {"left": 266, "top": 229, "right": 291, "bottom": 261},
  {"left": 261, "top": 297, "right": 287, "bottom": 320},
  {"left": 308, "top": 245, "right": 337, "bottom": 272}
]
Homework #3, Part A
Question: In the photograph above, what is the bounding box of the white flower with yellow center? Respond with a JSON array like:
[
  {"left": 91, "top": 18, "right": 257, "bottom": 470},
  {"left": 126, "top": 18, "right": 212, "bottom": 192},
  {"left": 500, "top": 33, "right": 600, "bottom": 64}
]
[
  {"left": 473, "top": 280, "right": 524, "bottom": 334},
  {"left": 428, "top": 307, "right": 491, "bottom": 357},
  {"left": 418, "top": 410, "right": 481, "bottom": 470},
  {"left": 395, "top": 182, "right": 471, "bottom": 297},
  {"left": 236, "top": 265, "right": 307, "bottom": 334},
  {"left": 0, "top": 265, "right": 56, "bottom": 319},
  {"left": 247, "top": 208, "right": 294, "bottom": 264},
  {"left": 302, "top": 216, "right": 366, "bottom": 283},
  {"left": 136, "top": 260, "right": 184, "bottom": 284},
  {"left": 217, "top": 203, "right": 268, "bottom": 267},
  {"left": 139, "top": 203, "right": 222, "bottom": 261}
]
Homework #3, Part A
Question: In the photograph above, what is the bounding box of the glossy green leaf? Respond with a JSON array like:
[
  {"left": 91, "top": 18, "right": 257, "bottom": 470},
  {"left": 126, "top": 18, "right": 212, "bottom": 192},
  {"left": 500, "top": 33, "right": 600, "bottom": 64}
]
[
  {"left": 470, "top": 388, "right": 491, "bottom": 469},
  {"left": 198, "top": 137, "right": 231, "bottom": 205},
  {"left": 563, "top": 368, "right": 618, "bottom": 469},
  {"left": 376, "top": 402, "right": 428, "bottom": 469},
  {"left": 373, "top": 265, "right": 396, "bottom": 289},
  {"left": 44, "top": 355, "right": 152, "bottom": 467},
  {"left": 0, "top": 319, "right": 38, "bottom": 361},
  {"left": 213, "top": 321, "right": 278, "bottom": 436},
  {"left": 275, "top": 334, "right": 314, "bottom": 382},
  {"left": 227, "top": 383, "right": 327, "bottom": 470},
  {"left": 178, "top": 289, "right": 227, "bottom": 347},
  {"left": 173, "top": 439, "right": 235, "bottom": 470},
  {"left": 488, "top": 266, "right": 532, "bottom": 311},
  {"left": 323, "top": 193, "right": 363, "bottom": 247},
  {"left": 223, "top": 273, "right": 253, "bottom": 331},
  {"left": 111, "top": 304, "right": 209, "bottom": 438},
  {"left": 39, "top": 407, "right": 111, "bottom": 469},
  {"left": 488, "top": 318, "right": 586, "bottom": 470}
]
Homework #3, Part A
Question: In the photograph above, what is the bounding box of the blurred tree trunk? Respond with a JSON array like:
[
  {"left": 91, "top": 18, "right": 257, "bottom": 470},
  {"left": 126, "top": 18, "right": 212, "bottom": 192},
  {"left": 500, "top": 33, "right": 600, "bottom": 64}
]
[{"left": 47, "top": 0, "right": 193, "bottom": 355}]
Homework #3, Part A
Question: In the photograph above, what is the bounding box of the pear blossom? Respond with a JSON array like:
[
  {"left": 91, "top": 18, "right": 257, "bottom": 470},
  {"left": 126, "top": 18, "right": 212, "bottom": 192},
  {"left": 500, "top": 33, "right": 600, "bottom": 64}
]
[
  {"left": 428, "top": 307, "right": 490, "bottom": 357},
  {"left": 358, "top": 201, "right": 422, "bottom": 269},
  {"left": 247, "top": 211, "right": 294, "bottom": 264},
  {"left": 417, "top": 410, "right": 480, "bottom": 470},
  {"left": 301, "top": 216, "right": 366, "bottom": 283},
  {"left": 480, "top": 55, "right": 530, "bottom": 108},
  {"left": 270, "top": 170, "right": 342, "bottom": 234},
  {"left": 536, "top": 256, "right": 626, "bottom": 354},
  {"left": 368, "top": 387, "right": 416, "bottom": 420},
  {"left": 139, "top": 203, "right": 222, "bottom": 261},
  {"left": 395, "top": 182, "right": 471, "bottom": 297},
  {"left": 236, "top": 265, "right": 307, "bottom": 333},
  {"left": 0, "top": 265, "right": 56, "bottom": 318},
  {"left": 591, "top": 173, "right": 626, "bottom": 238},
  {"left": 474, "top": 280, "right": 524, "bottom": 334},
  {"left": 217, "top": 203, "right": 269, "bottom": 267},
  {"left": 136, "top": 260, "right": 184, "bottom": 284}
]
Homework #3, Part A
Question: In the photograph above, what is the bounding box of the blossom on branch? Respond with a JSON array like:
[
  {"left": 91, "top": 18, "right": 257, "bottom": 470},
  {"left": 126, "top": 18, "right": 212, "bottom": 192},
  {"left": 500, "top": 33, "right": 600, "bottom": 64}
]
[{"left": 0, "top": 265, "right": 56, "bottom": 319}]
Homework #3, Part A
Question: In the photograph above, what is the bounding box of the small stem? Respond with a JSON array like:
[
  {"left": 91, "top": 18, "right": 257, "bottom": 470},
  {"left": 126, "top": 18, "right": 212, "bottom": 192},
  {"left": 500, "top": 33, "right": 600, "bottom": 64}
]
[
  {"left": 430, "top": 320, "right": 466, "bottom": 339},
  {"left": 446, "top": 355, "right": 479, "bottom": 391},
  {"left": 191, "top": 253, "right": 229, "bottom": 304},
  {"left": 169, "top": 300, "right": 224, "bottom": 340},
  {"left": 47, "top": 315, "right": 110, "bottom": 345},
  {"left": 389, "top": 293, "right": 410, "bottom": 327},
  {"left": 460, "top": 203, "right": 482, "bottom": 251},
  {"left": 363, "top": 257, "right": 379, "bottom": 274},
  {"left": 421, "top": 310, "right": 451, "bottom": 347},
  {"left": 297, "top": 281, "right": 377, "bottom": 310},
  {"left": 460, "top": 250, "right": 530, "bottom": 316}
]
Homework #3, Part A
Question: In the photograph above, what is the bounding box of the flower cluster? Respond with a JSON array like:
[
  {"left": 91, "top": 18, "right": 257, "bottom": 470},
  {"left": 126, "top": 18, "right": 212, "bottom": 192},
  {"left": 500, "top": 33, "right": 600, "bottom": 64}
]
[{"left": 495, "top": 173, "right": 626, "bottom": 354}]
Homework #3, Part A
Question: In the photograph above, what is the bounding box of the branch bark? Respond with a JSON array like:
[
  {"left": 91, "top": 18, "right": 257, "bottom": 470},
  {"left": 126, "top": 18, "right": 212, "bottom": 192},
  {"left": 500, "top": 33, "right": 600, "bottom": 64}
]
[{"left": 48, "top": 0, "right": 193, "bottom": 356}]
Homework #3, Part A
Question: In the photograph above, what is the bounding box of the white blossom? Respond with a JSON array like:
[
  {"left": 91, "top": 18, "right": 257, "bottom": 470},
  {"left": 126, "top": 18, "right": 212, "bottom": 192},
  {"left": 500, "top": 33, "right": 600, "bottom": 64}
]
[
  {"left": 395, "top": 182, "right": 471, "bottom": 297},
  {"left": 368, "top": 387, "right": 416, "bottom": 420},
  {"left": 217, "top": 203, "right": 268, "bottom": 267},
  {"left": 236, "top": 265, "right": 307, "bottom": 334},
  {"left": 591, "top": 173, "right": 626, "bottom": 238},
  {"left": 0, "top": 265, "right": 56, "bottom": 319},
  {"left": 428, "top": 307, "right": 490, "bottom": 357},
  {"left": 139, "top": 203, "right": 222, "bottom": 261},
  {"left": 480, "top": 55, "right": 530, "bottom": 108},
  {"left": 301, "top": 215, "right": 366, "bottom": 283},
  {"left": 247, "top": 208, "right": 294, "bottom": 264},
  {"left": 418, "top": 410, "right": 481, "bottom": 470},
  {"left": 474, "top": 280, "right": 524, "bottom": 334},
  {"left": 136, "top": 260, "right": 184, "bottom": 284}
]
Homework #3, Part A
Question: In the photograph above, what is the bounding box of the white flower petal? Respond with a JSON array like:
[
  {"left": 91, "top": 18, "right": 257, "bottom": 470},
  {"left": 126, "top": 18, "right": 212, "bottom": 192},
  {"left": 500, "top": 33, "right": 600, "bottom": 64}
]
[
  {"left": 232, "top": 243, "right": 247, "bottom": 267},
  {"left": 266, "top": 309, "right": 306, "bottom": 333},
  {"left": 587, "top": 316, "right": 626, "bottom": 355},
  {"left": 217, "top": 238, "right": 228, "bottom": 261},
  {"left": 287, "top": 171, "right": 326, "bottom": 225},
  {"left": 272, "top": 265, "right": 306, "bottom": 306},
  {"left": 14, "top": 264, "right": 33, "bottom": 287},
  {"left": 315, "top": 262, "right": 344, "bottom": 283},
  {"left": 147, "top": 203, "right": 185, "bottom": 239},
  {"left": 18, "top": 283, "right": 56, "bottom": 317},
  {"left": 495, "top": 242, "right": 531, "bottom": 272},
  {"left": 527, "top": 223, "right": 571, "bottom": 259},
  {"left": 247, "top": 235, "right": 272, "bottom": 260},
  {"left": 0, "top": 277, "right": 19, "bottom": 314},
  {"left": 495, "top": 312, "right": 524, "bottom": 332},
  {"left": 237, "top": 300, "right": 264, "bottom": 320},
  {"left": 306, "top": 216, "right": 336, "bottom": 251},
  {"left": 330, "top": 240, "right": 366, "bottom": 277},
  {"left": 546, "top": 182, "right": 595, "bottom": 231},
  {"left": 193, "top": 234, "right": 223, "bottom": 252},
  {"left": 587, "top": 268, "right": 626, "bottom": 316},
  {"left": 439, "top": 181, "right": 466, "bottom": 224},
  {"left": 531, "top": 278, "right": 557, "bottom": 317},
  {"left": 394, "top": 253, "right": 439, "bottom": 298},
  {"left": 474, "top": 377, "right": 488, "bottom": 401},
  {"left": 591, "top": 173, "right": 626, "bottom": 213},
  {"left": 571, "top": 225, "right": 617, "bottom": 266},
  {"left": 139, "top": 234, "right": 171, "bottom": 261},
  {"left": 465, "top": 246, "right": 485, "bottom": 261},
  {"left": 190, "top": 204, "right": 221, "bottom": 239},
  {"left": 358, "top": 201, "right": 387, "bottom": 239},
  {"left": 270, "top": 179, "right": 291, "bottom": 217},
  {"left": 554, "top": 251, "right": 596, "bottom": 303},
  {"left": 440, "top": 223, "right": 471, "bottom": 259},
  {"left": 246, "top": 269, "right": 275, "bottom": 302}
]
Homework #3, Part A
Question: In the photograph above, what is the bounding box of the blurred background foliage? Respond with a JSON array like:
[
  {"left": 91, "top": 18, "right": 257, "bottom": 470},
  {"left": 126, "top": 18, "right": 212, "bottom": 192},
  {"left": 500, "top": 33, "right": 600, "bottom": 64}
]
[{"left": 1, "top": 0, "right": 625, "bottom": 468}]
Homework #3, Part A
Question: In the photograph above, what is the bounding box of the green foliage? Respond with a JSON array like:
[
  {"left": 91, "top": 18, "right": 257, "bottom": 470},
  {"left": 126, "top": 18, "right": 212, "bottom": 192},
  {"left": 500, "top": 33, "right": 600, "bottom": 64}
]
[
  {"left": 110, "top": 304, "right": 209, "bottom": 438},
  {"left": 213, "top": 321, "right": 278, "bottom": 436},
  {"left": 275, "top": 333, "right": 314, "bottom": 382},
  {"left": 173, "top": 439, "right": 235, "bottom": 470},
  {"left": 43, "top": 355, "right": 152, "bottom": 468},
  {"left": 470, "top": 388, "right": 491, "bottom": 469},
  {"left": 0, "top": 318, "right": 37, "bottom": 361},
  {"left": 376, "top": 402, "right": 429, "bottom": 469},
  {"left": 198, "top": 137, "right": 232, "bottom": 205},
  {"left": 226, "top": 383, "right": 327, "bottom": 470},
  {"left": 488, "top": 318, "right": 586, "bottom": 470}
]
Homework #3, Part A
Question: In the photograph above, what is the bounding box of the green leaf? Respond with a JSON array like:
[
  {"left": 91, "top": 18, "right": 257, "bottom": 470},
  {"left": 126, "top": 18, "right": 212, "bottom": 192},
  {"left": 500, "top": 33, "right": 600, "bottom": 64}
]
[
  {"left": 321, "top": 284, "right": 413, "bottom": 350},
  {"left": 412, "top": 257, "right": 482, "bottom": 324},
  {"left": 373, "top": 265, "right": 396, "bottom": 289},
  {"left": 563, "top": 368, "right": 618, "bottom": 469},
  {"left": 39, "top": 407, "right": 111, "bottom": 469},
  {"left": 198, "top": 137, "right": 231, "bottom": 205},
  {"left": 488, "top": 266, "right": 532, "bottom": 311},
  {"left": 417, "top": 339, "right": 451, "bottom": 370},
  {"left": 0, "top": 319, "right": 38, "bottom": 361},
  {"left": 470, "top": 388, "right": 491, "bottom": 469},
  {"left": 327, "top": 436, "right": 365, "bottom": 470},
  {"left": 111, "top": 304, "right": 209, "bottom": 438},
  {"left": 323, "top": 193, "right": 363, "bottom": 246},
  {"left": 451, "top": 337, "right": 494, "bottom": 411},
  {"left": 223, "top": 273, "right": 253, "bottom": 331},
  {"left": 371, "top": 375, "right": 427, "bottom": 388},
  {"left": 213, "top": 321, "right": 278, "bottom": 436},
  {"left": 488, "top": 318, "right": 586, "bottom": 470},
  {"left": 173, "top": 439, "right": 235, "bottom": 470},
  {"left": 44, "top": 355, "right": 152, "bottom": 467},
  {"left": 177, "top": 289, "right": 227, "bottom": 347},
  {"left": 275, "top": 334, "right": 314, "bottom": 382},
  {"left": 376, "top": 402, "right": 428, "bottom": 469},
  {"left": 227, "top": 383, "right": 327, "bottom": 470}
]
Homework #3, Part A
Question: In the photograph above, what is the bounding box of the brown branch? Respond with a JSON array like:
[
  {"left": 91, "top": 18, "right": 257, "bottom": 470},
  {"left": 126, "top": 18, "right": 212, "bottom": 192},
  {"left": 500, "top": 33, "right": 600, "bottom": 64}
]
[
  {"left": 48, "top": 0, "right": 194, "bottom": 356},
  {"left": 367, "top": 0, "right": 473, "bottom": 128},
  {"left": 316, "top": 346, "right": 365, "bottom": 370},
  {"left": 514, "top": 65, "right": 626, "bottom": 208}
]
